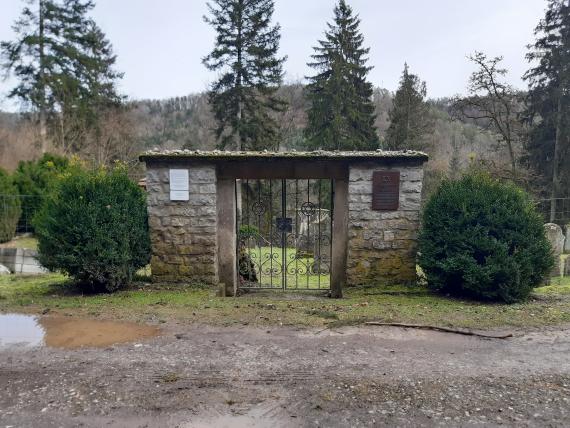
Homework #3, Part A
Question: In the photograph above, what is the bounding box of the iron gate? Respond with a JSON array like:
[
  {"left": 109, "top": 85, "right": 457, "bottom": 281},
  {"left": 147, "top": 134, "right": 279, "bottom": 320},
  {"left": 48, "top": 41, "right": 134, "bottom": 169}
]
[{"left": 237, "top": 179, "right": 333, "bottom": 290}]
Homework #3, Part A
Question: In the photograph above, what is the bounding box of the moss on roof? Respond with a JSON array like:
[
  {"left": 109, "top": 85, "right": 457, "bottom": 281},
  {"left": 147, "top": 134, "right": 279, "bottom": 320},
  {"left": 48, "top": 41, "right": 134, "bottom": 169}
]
[{"left": 139, "top": 149, "right": 428, "bottom": 162}]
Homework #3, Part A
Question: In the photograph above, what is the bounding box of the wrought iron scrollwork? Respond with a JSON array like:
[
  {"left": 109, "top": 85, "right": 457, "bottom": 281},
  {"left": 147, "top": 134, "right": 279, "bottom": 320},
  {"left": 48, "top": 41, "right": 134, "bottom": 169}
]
[
  {"left": 250, "top": 200, "right": 266, "bottom": 216},
  {"left": 300, "top": 201, "right": 316, "bottom": 217},
  {"left": 237, "top": 179, "right": 332, "bottom": 290}
]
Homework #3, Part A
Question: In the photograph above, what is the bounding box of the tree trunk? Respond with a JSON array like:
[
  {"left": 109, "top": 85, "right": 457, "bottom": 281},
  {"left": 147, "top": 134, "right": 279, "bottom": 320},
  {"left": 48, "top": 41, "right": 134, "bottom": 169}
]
[
  {"left": 503, "top": 103, "right": 517, "bottom": 179},
  {"left": 506, "top": 137, "right": 517, "bottom": 179},
  {"left": 58, "top": 113, "right": 65, "bottom": 154},
  {"left": 235, "top": 0, "right": 244, "bottom": 221},
  {"left": 550, "top": 93, "right": 563, "bottom": 223},
  {"left": 39, "top": 109, "right": 48, "bottom": 154},
  {"left": 38, "top": 0, "right": 48, "bottom": 153},
  {"left": 235, "top": 101, "right": 243, "bottom": 222}
]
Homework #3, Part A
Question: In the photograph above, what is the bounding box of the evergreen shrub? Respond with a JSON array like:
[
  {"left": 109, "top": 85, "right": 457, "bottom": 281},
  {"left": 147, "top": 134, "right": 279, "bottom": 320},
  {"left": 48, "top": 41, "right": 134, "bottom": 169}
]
[
  {"left": 34, "top": 164, "right": 150, "bottom": 292},
  {"left": 0, "top": 169, "right": 22, "bottom": 243},
  {"left": 12, "top": 153, "right": 69, "bottom": 230},
  {"left": 418, "top": 173, "right": 553, "bottom": 303}
]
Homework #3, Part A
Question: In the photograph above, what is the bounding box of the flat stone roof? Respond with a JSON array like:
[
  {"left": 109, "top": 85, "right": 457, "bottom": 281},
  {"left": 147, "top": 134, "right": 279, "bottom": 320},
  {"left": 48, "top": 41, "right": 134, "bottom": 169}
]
[{"left": 140, "top": 149, "right": 429, "bottom": 162}]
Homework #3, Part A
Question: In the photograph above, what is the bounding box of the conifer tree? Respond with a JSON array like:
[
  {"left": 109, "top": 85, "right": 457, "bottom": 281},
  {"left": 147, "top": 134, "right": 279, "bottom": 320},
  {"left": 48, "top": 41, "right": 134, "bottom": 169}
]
[
  {"left": 203, "top": 0, "right": 286, "bottom": 151},
  {"left": 385, "top": 63, "right": 433, "bottom": 150},
  {"left": 305, "top": 0, "right": 378, "bottom": 151},
  {"left": 1, "top": 0, "right": 123, "bottom": 153},
  {"left": 524, "top": 0, "right": 570, "bottom": 222},
  {"left": 58, "top": 16, "right": 123, "bottom": 154}
]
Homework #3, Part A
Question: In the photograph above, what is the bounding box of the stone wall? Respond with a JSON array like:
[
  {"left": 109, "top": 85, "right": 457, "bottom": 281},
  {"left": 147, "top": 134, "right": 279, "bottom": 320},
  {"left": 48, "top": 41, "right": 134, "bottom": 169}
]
[
  {"left": 146, "top": 164, "right": 218, "bottom": 284},
  {"left": 347, "top": 163, "right": 423, "bottom": 285},
  {"left": 143, "top": 154, "right": 427, "bottom": 290}
]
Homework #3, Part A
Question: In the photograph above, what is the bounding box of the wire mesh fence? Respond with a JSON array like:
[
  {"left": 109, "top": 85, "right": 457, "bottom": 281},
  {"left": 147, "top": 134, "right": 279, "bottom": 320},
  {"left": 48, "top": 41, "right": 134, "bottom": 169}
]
[
  {"left": 0, "top": 194, "right": 43, "bottom": 236},
  {"left": 534, "top": 198, "right": 570, "bottom": 226},
  {"left": 2, "top": 193, "right": 569, "bottom": 244}
]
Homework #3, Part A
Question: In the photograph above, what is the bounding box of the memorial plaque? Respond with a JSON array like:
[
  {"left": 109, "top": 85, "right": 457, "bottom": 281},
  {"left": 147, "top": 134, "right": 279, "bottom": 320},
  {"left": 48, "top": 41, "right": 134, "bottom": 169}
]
[
  {"left": 169, "top": 169, "right": 189, "bottom": 201},
  {"left": 372, "top": 171, "right": 400, "bottom": 211}
]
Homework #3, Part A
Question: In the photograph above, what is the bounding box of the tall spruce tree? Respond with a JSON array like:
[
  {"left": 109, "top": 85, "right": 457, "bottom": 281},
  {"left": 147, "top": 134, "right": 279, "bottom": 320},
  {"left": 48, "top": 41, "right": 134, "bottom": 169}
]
[
  {"left": 59, "top": 16, "right": 123, "bottom": 155},
  {"left": 1, "top": 0, "right": 123, "bottom": 154},
  {"left": 524, "top": 0, "right": 570, "bottom": 222},
  {"left": 203, "top": 0, "right": 286, "bottom": 151},
  {"left": 305, "top": 0, "right": 378, "bottom": 151},
  {"left": 385, "top": 63, "right": 433, "bottom": 150}
]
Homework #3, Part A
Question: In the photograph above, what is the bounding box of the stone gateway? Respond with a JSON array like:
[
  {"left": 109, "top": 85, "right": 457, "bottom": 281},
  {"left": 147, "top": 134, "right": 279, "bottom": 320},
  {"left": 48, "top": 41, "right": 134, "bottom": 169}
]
[{"left": 139, "top": 150, "right": 428, "bottom": 297}]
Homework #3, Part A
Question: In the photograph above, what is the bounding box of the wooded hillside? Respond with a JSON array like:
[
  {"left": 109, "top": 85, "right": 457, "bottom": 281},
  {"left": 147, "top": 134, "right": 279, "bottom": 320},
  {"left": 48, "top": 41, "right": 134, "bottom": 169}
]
[{"left": 0, "top": 84, "right": 501, "bottom": 180}]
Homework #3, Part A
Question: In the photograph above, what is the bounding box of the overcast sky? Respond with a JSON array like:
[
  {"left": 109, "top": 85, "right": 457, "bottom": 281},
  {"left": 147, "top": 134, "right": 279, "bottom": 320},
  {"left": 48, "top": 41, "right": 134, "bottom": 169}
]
[{"left": 0, "top": 0, "right": 547, "bottom": 111}]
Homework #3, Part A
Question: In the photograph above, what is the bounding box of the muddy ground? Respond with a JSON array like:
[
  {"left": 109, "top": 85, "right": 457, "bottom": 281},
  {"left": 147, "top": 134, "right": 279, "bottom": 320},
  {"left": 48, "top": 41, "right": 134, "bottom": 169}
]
[{"left": 1, "top": 320, "right": 570, "bottom": 427}]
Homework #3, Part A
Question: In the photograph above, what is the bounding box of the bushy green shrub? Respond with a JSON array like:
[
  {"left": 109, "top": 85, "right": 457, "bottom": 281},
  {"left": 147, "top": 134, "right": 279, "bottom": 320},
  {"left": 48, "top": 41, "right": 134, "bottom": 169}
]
[
  {"left": 418, "top": 173, "right": 553, "bottom": 303},
  {"left": 34, "top": 164, "right": 151, "bottom": 292},
  {"left": 12, "top": 153, "right": 70, "bottom": 230},
  {"left": 0, "top": 169, "right": 22, "bottom": 243},
  {"left": 239, "top": 224, "right": 260, "bottom": 239}
]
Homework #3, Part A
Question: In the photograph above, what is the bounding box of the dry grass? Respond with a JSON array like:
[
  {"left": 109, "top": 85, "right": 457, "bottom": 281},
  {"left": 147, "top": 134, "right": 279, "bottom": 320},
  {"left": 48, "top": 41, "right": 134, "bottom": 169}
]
[{"left": 0, "top": 235, "right": 38, "bottom": 250}]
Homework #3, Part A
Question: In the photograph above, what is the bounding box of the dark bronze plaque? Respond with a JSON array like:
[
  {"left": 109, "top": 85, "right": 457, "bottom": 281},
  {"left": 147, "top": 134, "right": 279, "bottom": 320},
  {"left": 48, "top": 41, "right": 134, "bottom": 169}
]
[{"left": 372, "top": 171, "right": 400, "bottom": 211}]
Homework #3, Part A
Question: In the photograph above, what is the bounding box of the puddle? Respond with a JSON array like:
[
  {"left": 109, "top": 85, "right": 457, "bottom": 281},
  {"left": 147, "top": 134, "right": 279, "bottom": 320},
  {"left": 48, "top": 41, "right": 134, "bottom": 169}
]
[
  {"left": 0, "top": 313, "right": 160, "bottom": 349},
  {"left": 184, "top": 404, "right": 293, "bottom": 428},
  {"left": 0, "top": 313, "right": 44, "bottom": 347},
  {"left": 184, "top": 415, "right": 290, "bottom": 428}
]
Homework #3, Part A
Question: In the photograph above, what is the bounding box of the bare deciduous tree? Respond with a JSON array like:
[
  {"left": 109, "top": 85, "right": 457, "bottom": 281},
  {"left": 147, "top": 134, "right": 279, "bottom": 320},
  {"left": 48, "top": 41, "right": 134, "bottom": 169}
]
[{"left": 452, "top": 52, "right": 526, "bottom": 178}]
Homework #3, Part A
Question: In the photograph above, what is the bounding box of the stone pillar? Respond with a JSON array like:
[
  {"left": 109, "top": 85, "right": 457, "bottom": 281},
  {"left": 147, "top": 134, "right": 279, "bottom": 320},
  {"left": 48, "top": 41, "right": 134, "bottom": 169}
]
[
  {"left": 346, "top": 163, "right": 423, "bottom": 285},
  {"left": 146, "top": 164, "right": 218, "bottom": 284},
  {"left": 217, "top": 177, "right": 237, "bottom": 296},
  {"left": 331, "top": 177, "right": 349, "bottom": 298}
]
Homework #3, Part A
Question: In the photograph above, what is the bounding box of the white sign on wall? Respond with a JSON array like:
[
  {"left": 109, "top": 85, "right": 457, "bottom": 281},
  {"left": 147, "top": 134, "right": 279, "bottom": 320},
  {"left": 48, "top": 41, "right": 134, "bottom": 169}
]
[{"left": 169, "top": 169, "right": 189, "bottom": 201}]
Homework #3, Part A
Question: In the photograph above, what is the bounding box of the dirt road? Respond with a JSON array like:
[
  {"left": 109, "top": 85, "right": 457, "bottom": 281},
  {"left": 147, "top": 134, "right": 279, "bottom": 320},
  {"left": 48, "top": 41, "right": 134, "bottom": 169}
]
[{"left": 1, "top": 321, "right": 570, "bottom": 427}]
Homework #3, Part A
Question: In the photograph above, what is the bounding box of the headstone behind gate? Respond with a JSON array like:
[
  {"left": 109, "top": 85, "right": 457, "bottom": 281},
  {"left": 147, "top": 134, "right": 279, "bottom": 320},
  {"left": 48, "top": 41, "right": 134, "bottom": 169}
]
[{"left": 544, "top": 223, "right": 564, "bottom": 277}]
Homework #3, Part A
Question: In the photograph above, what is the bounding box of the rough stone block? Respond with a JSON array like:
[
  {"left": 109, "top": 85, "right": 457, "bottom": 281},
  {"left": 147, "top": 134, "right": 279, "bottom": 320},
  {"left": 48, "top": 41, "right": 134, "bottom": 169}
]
[
  {"left": 188, "top": 194, "right": 216, "bottom": 206},
  {"left": 399, "top": 196, "right": 421, "bottom": 211},
  {"left": 400, "top": 169, "right": 424, "bottom": 181},
  {"left": 146, "top": 168, "right": 169, "bottom": 185},
  {"left": 189, "top": 183, "right": 216, "bottom": 194},
  {"left": 348, "top": 183, "right": 371, "bottom": 195},
  {"left": 188, "top": 167, "right": 216, "bottom": 184},
  {"left": 348, "top": 193, "right": 372, "bottom": 204},
  {"left": 151, "top": 260, "right": 177, "bottom": 276},
  {"left": 401, "top": 180, "right": 422, "bottom": 194},
  {"left": 194, "top": 206, "right": 217, "bottom": 217},
  {"left": 371, "top": 240, "right": 392, "bottom": 250},
  {"left": 149, "top": 217, "right": 162, "bottom": 229}
]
